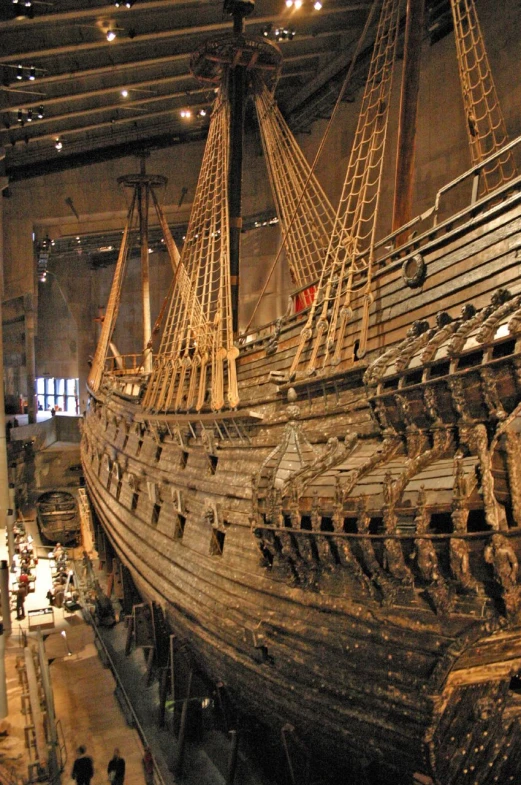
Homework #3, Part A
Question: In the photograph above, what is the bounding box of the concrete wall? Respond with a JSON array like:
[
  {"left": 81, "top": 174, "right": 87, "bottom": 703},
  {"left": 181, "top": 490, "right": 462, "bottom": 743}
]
[{"left": 2, "top": 0, "right": 521, "bottom": 407}]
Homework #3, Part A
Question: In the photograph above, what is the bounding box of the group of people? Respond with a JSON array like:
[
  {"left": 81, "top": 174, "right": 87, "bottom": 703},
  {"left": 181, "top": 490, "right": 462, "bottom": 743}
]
[
  {"left": 11, "top": 523, "right": 36, "bottom": 620},
  {"left": 72, "top": 747, "right": 125, "bottom": 785},
  {"left": 71, "top": 745, "right": 154, "bottom": 785},
  {"left": 46, "top": 542, "right": 78, "bottom": 608}
]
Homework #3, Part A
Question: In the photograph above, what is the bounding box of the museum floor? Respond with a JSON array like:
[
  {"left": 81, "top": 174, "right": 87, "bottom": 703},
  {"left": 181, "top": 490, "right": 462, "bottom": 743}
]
[{"left": 0, "top": 503, "right": 268, "bottom": 785}]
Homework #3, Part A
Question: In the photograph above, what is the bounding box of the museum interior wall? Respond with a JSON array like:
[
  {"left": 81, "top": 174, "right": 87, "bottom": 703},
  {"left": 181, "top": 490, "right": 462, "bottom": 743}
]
[{"left": 1, "top": 0, "right": 520, "bottom": 414}]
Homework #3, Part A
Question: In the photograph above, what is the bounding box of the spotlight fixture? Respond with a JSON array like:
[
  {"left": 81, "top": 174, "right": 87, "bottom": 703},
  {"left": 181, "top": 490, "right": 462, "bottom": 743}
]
[
  {"left": 121, "top": 89, "right": 129, "bottom": 98},
  {"left": 106, "top": 30, "right": 117, "bottom": 41},
  {"left": 17, "top": 109, "right": 23, "bottom": 123},
  {"left": 313, "top": 0, "right": 322, "bottom": 8},
  {"left": 180, "top": 109, "right": 192, "bottom": 118},
  {"left": 26, "top": 109, "right": 32, "bottom": 122},
  {"left": 37, "top": 105, "right": 44, "bottom": 119},
  {"left": 198, "top": 109, "right": 207, "bottom": 117},
  {"left": 55, "top": 139, "right": 63, "bottom": 151},
  {"left": 262, "top": 23, "right": 272, "bottom": 37},
  {"left": 115, "top": 0, "right": 135, "bottom": 5},
  {"left": 29, "top": 65, "right": 36, "bottom": 81},
  {"left": 16, "top": 65, "right": 23, "bottom": 81},
  {"left": 294, "top": 0, "right": 302, "bottom": 7}
]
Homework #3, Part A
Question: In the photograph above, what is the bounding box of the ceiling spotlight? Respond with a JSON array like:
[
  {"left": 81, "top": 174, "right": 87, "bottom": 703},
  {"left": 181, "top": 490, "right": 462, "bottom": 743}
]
[
  {"left": 261, "top": 23, "right": 272, "bottom": 37},
  {"left": 37, "top": 105, "right": 44, "bottom": 119},
  {"left": 26, "top": 109, "right": 32, "bottom": 122},
  {"left": 17, "top": 109, "right": 23, "bottom": 123},
  {"left": 180, "top": 109, "right": 192, "bottom": 119},
  {"left": 294, "top": 0, "right": 302, "bottom": 7},
  {"left": 198, "top": 109, "right": 207, "bottom": 117},
  {"left": 313, "top": 0, "right": 322, "bottom": 7},
  {"left": 121, "top": 89, "right": 129, "bottom": 98},
  {"left": 55, "top": 140, "right": 63, "bottom": 151},
  {"left": 285, "top": 0, "right": 293, "bottom": 6},
  {"left": 16, "top": 65, "right": 23, "bottom": 81},
  {"left": 106, "top": 30, "right": 116, "bottom": 42},
  {"left": 29, "top": 66, "right": 36, "bottom": 81}
]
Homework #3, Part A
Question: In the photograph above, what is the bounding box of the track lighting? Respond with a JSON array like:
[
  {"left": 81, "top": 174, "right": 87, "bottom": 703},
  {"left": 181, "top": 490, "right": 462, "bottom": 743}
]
[
  {"left": 26, "top": 109, "right": 32, "bottom": 122},
  {"left": 285, "top": 0, "right": 322, "bottom": 7},
  {"left": 55, "top": 140, "right": 63, "bottom": 151},
  {"left": 121, "top": 89, "right": 129, "bottom": 98},
  {"left": 37, "top": 105, "right": 44, "bottom": 119},
  {"left": 29, "top": 66, "right": 36, "bottom": 81},
  {"left": 180, "top": 109, "right": 192, "bottom": 118},
  {"left": 106, "top": 30, "right": 117, "bottom": 42},
  {"left": 16, "top": 65, "right": 23, "bottom": 80},
  {"left": 198, "top": 109, "right": 207, "bottom": 117},
  {"left": 17, "top": 109, "right": 23, "bottom": 123}
]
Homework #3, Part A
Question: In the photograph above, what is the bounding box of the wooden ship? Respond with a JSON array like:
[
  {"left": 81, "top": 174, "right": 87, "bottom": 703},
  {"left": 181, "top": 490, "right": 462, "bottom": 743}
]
[
  {"left": 36, "top": 490, "right": 80, "bottom": 545},
  {"left": 80, "top": 0, "right": 521, "bottom": 782}
]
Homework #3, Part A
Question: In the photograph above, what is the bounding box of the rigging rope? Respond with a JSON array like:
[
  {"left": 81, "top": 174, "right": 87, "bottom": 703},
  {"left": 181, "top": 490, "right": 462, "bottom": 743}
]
[
  {"left": 451, "top": 0, "right": 517, "bottom": 194},
  {"left": 242, "top": 0, "right": 379, "bottom": 336},
  {"left": 88, "top": 191, "right": 137, "bottom": 392},
  {"left": 143, "top": 86, "right": 237, "bottom": 413},
  {"left": 290, "top": 0, "right": 401, "bottom": 378}
]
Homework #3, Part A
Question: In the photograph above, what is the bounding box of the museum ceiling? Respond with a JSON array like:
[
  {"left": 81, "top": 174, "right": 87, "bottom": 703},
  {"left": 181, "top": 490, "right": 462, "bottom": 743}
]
[{"left": 0, "top": 0, "right": 451, "bottom": 183}]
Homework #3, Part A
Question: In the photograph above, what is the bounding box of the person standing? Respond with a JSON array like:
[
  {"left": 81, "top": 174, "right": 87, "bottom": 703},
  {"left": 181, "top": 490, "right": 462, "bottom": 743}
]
[
  {"left": 15, "top": 583, "right": 27, "bottom": 620},
  {"left": 108, "top": 748, "right": 125, "bottom": 785},
  {"left": 71, "top": 746, "right": 94, "bottom": 785}
]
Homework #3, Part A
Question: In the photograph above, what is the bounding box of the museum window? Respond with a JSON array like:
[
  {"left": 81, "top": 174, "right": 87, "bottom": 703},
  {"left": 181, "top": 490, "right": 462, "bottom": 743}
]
[{"left": 37, "top": 376, "right": 79, "bottom": 413}]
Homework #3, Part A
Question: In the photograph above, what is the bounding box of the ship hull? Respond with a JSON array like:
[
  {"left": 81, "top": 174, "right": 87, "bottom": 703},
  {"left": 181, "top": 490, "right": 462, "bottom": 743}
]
[{"left": 82, "top": 173, "right": 521, "bottom": 784}]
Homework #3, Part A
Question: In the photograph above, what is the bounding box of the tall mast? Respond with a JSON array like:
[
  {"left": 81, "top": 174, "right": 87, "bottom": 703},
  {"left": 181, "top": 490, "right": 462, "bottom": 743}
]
[
  {"left": 138, "top": 157, "right": 153, "bottom": 373},
  {"left": 225, "top": 0, "right": 255, "bottom": 336},
  {"left": 392, "top": 0, "right": 425, "bottom": 238}
]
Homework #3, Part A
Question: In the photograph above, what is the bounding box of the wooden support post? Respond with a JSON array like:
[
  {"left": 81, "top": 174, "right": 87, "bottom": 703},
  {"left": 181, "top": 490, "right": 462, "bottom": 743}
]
[
  {"left": 281, "top": 724, "right": 297, "bottom": 785},
  {"left": 158, "top": 667, "right": 169, "bottom": 729},
  {"left": 226, "top": 729, "right": 239, "bottom": 785},
  {"left": 145, "top": 646, "right": 155, "bottom": 687},
  {"left": 173, "top": 670, "right": 192, "bottom": 776},
  {"left": 124, "top": 615, "right": 134, "bottom": 656},
  {"left": 215, "top": 681, "right": 229, "bottom": 732}
]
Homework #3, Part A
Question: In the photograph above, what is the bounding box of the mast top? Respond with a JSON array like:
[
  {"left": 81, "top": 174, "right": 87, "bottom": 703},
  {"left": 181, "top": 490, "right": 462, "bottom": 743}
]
[{"left": 223, "top": 0, "right": 255, "bottom": 19}]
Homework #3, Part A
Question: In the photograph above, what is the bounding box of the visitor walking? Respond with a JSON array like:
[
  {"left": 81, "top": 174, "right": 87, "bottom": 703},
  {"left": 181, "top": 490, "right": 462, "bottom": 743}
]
[
  {"left": 71, "top": 746, "right": 94, "bottom": 785},
  {"left": 108, "top": 748, "right": 125, "bottom": 785}
]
